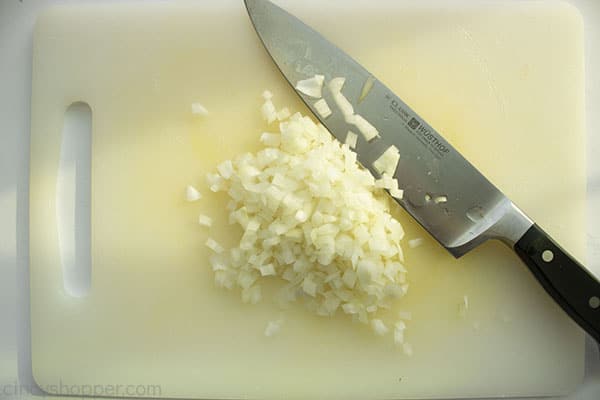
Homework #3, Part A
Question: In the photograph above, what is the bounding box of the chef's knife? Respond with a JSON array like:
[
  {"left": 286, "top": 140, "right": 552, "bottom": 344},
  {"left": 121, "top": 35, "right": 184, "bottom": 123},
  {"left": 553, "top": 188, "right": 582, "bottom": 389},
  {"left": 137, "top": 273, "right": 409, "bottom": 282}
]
[{"left": 244, "top": 0, "right": 600, "bottom": 342}]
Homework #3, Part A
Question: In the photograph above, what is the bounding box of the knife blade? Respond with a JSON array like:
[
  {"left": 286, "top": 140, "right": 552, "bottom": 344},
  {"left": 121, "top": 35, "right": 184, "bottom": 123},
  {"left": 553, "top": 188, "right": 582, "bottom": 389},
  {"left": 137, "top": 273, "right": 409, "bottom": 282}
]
[{"left": 244, "top": 0, "right": 600, "bottom": 342}]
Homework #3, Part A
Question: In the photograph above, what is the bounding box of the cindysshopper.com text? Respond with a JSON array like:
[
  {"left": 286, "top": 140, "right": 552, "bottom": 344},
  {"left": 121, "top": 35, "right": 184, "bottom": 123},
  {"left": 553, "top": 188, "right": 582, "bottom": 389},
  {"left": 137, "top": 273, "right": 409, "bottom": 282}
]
[{"left": 1, "top": 381, "right": 162, "bottom": 398}]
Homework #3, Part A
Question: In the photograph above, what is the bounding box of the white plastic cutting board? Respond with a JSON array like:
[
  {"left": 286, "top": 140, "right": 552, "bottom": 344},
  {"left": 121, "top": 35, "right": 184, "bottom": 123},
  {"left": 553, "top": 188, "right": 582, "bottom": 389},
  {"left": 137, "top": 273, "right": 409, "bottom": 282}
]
[{"left": 30, "top": 1, "right": 587, "bottom": 399}]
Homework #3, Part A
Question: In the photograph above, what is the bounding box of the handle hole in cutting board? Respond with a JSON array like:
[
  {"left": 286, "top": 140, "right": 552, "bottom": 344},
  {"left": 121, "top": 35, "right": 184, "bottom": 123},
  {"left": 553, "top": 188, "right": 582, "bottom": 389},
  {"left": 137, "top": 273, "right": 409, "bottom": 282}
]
[{"left": 57, "top": 102, "right": 92, "bottom": 297}]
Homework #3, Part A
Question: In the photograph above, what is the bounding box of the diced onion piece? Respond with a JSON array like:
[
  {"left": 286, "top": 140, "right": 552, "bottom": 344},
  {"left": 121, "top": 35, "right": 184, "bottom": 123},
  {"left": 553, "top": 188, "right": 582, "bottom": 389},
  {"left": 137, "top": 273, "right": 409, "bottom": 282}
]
[
  {"left": 261, "top": 100, "right": 277, "bottom": 124},
  {"left": 342, "top": 303, "right": 357, "bottom": 314},
  {"left": 191, "top": 102, "right": 209, "bottom": 116},
  {"left": 357, "top": 260, "right": 375, "bottom": 285},
  {"left": 342, "top": 269, "right": 356, "bottom": 288},
  {"left": 217, "top": 160, "right": 234, "bottom": 179},
  {"left": 214, "top": 270, "right": 234, "bottom": 289},
  {"left": 237, "top": 270, "right": 257, "bottom": 289},
  {"left": 328, "top": 77, "right": 346, "bottom": 93},
  {"left": 401, "top": 283, "right": 409, "bottom": 295},
  {"left": 260, "top": 132, "right": 281, "bottom": 147},
  {"left": 332, "top": 91, "right": 354, "bottom": 120},
  {"left": 242, "top": 285, "right": 262, "bottom": 304},
  {"left": 402, "top": 342, "right": 413, "bottom": 356},
  {"left": 185, "top": 185, "right": 201, "bottom": 202},
  {"left": 434, "top": 195, "right": 448, "bottom": 204},
  {"left": 398, "top": 311, "right": 412, "bottom": 320},
  {"left": 314, "top": 98, "right": 332, "bottom": 118},
  {"left": 259, "top": 263, "right": 276, "bottom": 276},
  {"left": 393, "top": 320, "right": 406, "bottom": 345},
  {"left": 345, "top": 131, "right": 358, "bottom": 149},
  {"left": 323, "top": 293, "right": 341, "bottom": 314},
  {"left": 352, "top": 114, "right": 379, "bottom": 141},
  {"left": 262, "top": 90, "right": 273, "bottom": 100},
  {"left": 390, "top": 187, "right": 404, "bottom": 200},
  {"left": 198, "top": 214, "right": 213, "bottom": 227},
  {"left": 326, "top": 77, "right": 355, "bottom": 123},
  {"left": 373, "top": 146, "right": 400, "bottom": 176},
  {"left": 206, "top": 172, "right": 227, "bottom": 192},
  {"left": 247, "top": 219, "right": 260, "bottom": 232},
  {"left": 302, "top": 277, "right": 318, "bottom": 297},
  {"left": 264, "top": 319, "right": 284, "bottom": 337},
  {"left": 371, "top": 319, "right": 388, "bottom": 336},
  {"left": 295, "top": 74, "right": 325, "bottom": 98},
  {"left": 408, "top": 238, "right": 423, "bottom": 248},
  {"left": 383, "top": 177, "right": 405, "bottom": 201},
  {"left": 375, "top": 173, "right": 396, "bottom": 190},
  {"left": 277, "top": 107, "right": 291, "bottom": 121},
  {"left": 205, "top": 237, "right": 224, "bottom": 253},
  {"left": 393, "top": 327, "right": 404, "bottom": 345},
  {"left": 295, "top": 209, "right": 308, "bottom": 222},
  {"left": 209, "top": 254, "right": 227, "bottom": 271},
  {"left": 395, "top": 320, "right": 407, "bottom": 331}
]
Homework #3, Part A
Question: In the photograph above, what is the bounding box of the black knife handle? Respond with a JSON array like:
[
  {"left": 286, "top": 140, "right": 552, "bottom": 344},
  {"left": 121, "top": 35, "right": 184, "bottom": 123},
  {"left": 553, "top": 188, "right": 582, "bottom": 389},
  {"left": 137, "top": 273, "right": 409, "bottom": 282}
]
[{"left": 514, "top": 224, "right": 600, "bottom": 342}]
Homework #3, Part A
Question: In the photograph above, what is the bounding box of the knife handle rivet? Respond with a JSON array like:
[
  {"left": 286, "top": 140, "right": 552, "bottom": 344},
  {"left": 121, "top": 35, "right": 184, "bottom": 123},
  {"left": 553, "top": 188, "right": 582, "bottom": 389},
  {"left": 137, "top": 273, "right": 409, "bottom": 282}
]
[
  {"left": 541, "top": 249, "right": 554, "bottom": 263},
  {"left": 589, "top": 296, "right": 600, "bottom": 309}
]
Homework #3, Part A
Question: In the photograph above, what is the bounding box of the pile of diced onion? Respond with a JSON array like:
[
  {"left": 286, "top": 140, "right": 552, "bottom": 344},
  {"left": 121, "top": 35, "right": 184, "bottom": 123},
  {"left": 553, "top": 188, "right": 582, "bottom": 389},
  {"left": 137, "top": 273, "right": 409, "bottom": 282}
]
[{"left": 190, "top": 77, "right": 414, "bottom": 352}]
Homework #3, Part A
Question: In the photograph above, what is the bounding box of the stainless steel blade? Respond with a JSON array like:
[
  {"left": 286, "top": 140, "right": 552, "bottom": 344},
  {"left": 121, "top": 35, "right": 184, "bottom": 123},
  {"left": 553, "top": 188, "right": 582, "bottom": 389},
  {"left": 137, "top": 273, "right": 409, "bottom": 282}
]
[{"left": 245, "top": 0, "right": 533, "bottom": 257}]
